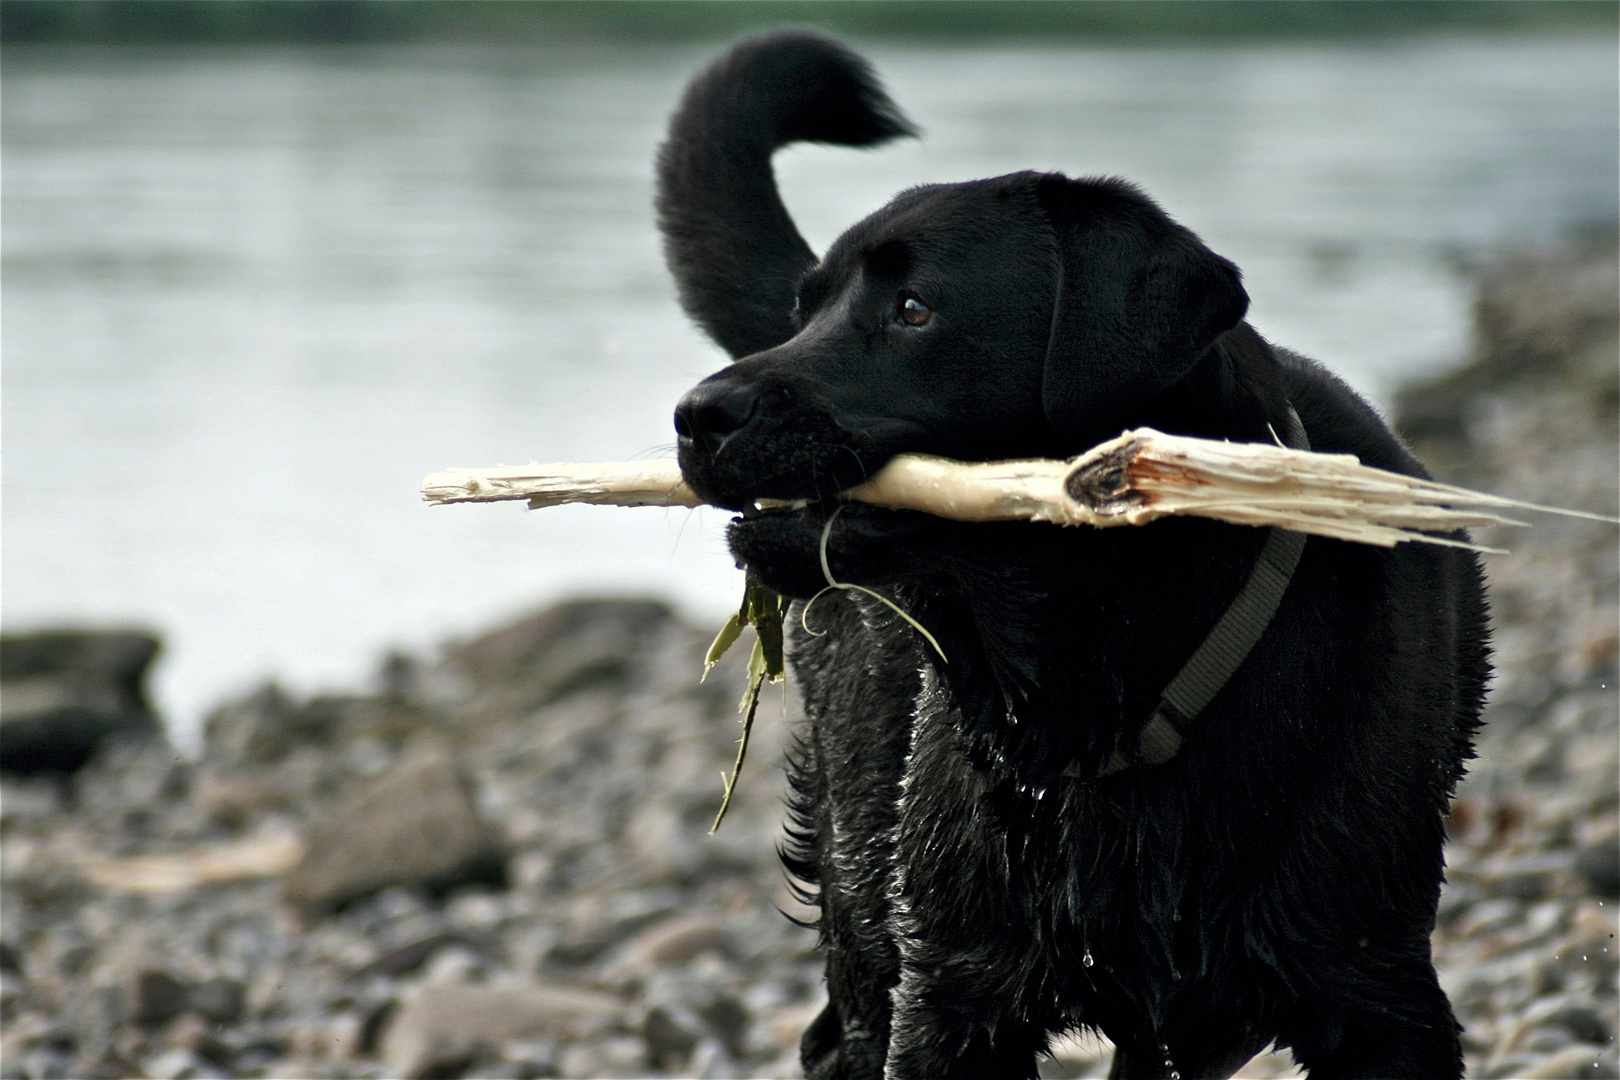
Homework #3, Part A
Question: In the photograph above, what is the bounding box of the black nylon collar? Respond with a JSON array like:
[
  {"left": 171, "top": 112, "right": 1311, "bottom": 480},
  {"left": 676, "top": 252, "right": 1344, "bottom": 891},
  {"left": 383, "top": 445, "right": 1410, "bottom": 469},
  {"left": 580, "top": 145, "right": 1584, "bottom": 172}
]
[{"left": 1065, "top": 406, "right": 1311, "bottom": 779}]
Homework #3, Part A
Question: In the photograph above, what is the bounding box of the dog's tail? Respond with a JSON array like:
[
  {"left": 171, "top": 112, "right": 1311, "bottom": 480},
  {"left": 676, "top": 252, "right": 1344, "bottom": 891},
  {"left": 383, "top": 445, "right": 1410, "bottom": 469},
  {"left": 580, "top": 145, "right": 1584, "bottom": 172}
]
[{"left": 656, "top": 30, "right": 916, "bottom": 360}]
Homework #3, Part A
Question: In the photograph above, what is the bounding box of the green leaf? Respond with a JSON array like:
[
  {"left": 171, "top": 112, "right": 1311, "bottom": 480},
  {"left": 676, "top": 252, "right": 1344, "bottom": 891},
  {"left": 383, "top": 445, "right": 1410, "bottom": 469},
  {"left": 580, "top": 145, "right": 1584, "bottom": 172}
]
[
  {"left": 757, "top": 601, "right": 785, "bottom": 680},
  {"left": 707, "top": 575, "right": 788, "bottom": 832},
  {"left": 702, "top": 611, "right": 744, "bottom": 682},
  {"left": 712, "top": 635, "right": 768, "bottom": 833}
]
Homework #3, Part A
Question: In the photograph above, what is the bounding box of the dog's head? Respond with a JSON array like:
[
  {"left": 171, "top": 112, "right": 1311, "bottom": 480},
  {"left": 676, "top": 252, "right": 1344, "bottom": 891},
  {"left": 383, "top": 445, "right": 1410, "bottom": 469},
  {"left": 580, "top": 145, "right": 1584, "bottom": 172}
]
[{"left": 674, "top": 170, "right": 1248, "bottom": 511}]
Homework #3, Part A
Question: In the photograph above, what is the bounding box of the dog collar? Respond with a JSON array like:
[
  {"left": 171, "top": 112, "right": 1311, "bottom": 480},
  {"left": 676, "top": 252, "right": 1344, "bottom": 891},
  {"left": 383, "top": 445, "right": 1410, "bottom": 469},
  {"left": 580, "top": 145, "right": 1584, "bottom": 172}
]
[{"left": 1064, "top": 406, "right": 1311, "bottom": 780}]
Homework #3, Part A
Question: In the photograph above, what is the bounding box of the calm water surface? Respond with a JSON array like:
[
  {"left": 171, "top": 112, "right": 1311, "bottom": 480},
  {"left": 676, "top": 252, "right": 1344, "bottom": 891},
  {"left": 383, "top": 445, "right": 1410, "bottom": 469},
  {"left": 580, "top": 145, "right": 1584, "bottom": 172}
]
[{"left": 4, "top": 39, "right": 1615, "bottom": 746}]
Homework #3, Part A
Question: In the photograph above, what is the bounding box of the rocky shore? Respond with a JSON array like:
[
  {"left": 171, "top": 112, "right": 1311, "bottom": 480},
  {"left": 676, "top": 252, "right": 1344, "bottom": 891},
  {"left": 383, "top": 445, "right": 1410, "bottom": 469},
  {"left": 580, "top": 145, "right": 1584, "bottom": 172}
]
[
  {"left": 1393, "top": 234, "right": 1618, "bottom": 1080},
  {"left": 2, "top": 239, "right": 1615, "bottom": 1080}
]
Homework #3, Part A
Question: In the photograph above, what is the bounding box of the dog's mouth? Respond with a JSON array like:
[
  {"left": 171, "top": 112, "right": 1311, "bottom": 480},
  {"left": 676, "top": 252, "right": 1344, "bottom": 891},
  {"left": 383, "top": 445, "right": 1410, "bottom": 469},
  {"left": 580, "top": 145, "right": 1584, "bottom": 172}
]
[
  {"left": 741, "top": 497, "right": 814, "bottom": 519},
  {"left": 675, "top": 372, "right": 933, "bottom": 512},
  {"left": 677, "top": 419, "right": 889, "bottom": 512}
]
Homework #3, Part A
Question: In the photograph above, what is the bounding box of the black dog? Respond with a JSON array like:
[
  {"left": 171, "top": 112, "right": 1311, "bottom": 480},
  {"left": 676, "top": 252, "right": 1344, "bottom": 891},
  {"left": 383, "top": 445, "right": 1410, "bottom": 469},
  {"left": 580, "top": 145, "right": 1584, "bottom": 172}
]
[{"left": 659, "top": 32, "right": 1490, "bottom": 1080}]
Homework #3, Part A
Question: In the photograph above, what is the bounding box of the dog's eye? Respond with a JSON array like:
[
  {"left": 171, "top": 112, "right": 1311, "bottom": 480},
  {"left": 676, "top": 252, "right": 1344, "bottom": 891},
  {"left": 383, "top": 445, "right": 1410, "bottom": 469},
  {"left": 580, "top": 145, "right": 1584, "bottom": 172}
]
[{"left": 898, "top": 294, "right": 932, "bottom": 327}]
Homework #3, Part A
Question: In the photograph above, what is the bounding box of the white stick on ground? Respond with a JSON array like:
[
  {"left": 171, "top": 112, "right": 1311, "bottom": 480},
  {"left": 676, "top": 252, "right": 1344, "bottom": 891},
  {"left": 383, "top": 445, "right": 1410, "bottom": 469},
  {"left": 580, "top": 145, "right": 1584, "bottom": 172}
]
[
  {"left": 78, "top": 832, "right": 307, "bottom": 895},
  {"left": 421, "top": 428, "right": 1615, "bottom": 551}
]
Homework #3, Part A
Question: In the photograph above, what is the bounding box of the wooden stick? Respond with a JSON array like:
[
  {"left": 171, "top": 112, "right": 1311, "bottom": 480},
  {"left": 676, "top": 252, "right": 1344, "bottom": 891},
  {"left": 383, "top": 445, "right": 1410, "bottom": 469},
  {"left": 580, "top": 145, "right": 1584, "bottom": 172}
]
[
  {"left": 79, "top": 832, "right": 306, "bottom": 895},
  {"left": 423, "top": 460, "right": 701, "bottom": 510},
  {"left": 422, "top": 428, "right": 1615, "bottom": 550}
]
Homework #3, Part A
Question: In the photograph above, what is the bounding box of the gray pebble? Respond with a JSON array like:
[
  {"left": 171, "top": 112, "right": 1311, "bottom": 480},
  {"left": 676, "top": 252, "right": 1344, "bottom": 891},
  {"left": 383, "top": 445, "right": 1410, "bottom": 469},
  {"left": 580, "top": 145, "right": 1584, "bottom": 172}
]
[
  {"left": 1547, "top": 1003, "right": 1614, "bottom": 1046},
  {"left": 1577, "top": 840, "right": 1620, "bottom": 899}
]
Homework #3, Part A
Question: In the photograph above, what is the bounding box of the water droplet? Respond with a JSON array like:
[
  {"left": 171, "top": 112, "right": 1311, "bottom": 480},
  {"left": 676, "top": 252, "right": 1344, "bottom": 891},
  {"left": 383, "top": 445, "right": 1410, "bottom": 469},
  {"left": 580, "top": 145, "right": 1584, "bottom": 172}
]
[
  {"left": 1032, "top": 786, "right": 1047, "bottom": 801},
  {"left": 1081, "top": 949, "right": 1095, "bottom": 968},
  {"left": 1172, "top": 911, "right": 1182, "bottom": 922}
]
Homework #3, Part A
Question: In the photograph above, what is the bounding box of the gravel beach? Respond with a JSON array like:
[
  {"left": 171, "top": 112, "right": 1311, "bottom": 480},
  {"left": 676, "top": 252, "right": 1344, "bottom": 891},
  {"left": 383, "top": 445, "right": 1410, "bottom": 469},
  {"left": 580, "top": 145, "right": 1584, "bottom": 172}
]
[{"left": 2, "top": 240, "right": 1615, "bottom": 1080}]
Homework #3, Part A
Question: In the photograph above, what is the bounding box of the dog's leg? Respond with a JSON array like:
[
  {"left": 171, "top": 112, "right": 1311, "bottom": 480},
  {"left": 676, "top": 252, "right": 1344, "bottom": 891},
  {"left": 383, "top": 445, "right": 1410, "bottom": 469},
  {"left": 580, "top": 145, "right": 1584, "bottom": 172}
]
[
  {"left": 804, "top": 837, "right": 907, "bottom": 1080},
  {"left": 882, "top": 889, "right": 1052, "bottom": 1080},
  {"left": 789, "top": 595, "right": 926, "bottom": 1080},
  {"left": 878, "top": 671, "right": 1050, "bottom": 1080},
  {"left": 803, "top": 949, "right": 898, "bottom": 1080},
  {"left": 1107, "top": 1047, "right": 1174, "bottom": 1080},
  {"left": 886, "top": 1007, "right": 1045, "bottom": 1080},
  {"left": 1105, "top": 1027, "right": 1271, "bottom": 1080},
  {"left": 1256, "top": 767, "right": 1465, "bottom": 1079},
  {"left": 1276, "top": 959, "right": 1463, "bottom": 1080},
  {"left": 882, "top": 958, "right": 1047, "bottom": 1080}
]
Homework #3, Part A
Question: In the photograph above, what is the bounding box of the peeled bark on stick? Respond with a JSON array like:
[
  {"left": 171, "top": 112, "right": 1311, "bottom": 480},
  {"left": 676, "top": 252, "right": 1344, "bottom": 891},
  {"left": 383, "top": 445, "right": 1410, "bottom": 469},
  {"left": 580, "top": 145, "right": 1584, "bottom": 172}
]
[{"left": 421, "top": 427, "right": 1614, "bottom": 551}]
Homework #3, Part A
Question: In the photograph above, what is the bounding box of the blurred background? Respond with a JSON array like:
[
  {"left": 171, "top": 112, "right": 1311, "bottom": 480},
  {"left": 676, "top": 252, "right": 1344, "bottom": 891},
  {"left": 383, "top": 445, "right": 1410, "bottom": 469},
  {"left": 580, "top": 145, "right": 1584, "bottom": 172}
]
[
  {"left": 4, "top": 0, "right": 1615, "bottom": 749},
  {"left": 3, "top": 5, "right": 1617, "bottom": 1080}
]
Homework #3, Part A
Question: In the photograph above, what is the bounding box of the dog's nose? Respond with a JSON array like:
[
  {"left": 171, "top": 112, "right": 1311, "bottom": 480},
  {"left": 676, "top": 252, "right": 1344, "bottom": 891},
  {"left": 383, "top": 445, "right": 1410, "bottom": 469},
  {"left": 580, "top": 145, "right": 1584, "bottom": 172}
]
[{"left": 674, "top": 379, "right": 759, "bottom": 452}]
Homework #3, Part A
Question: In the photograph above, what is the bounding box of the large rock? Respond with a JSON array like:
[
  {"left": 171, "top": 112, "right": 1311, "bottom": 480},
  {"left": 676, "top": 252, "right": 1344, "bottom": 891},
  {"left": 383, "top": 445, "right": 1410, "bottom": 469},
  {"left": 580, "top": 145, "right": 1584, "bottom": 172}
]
[
  {"left": 202, "top": 681, "right": 431, "bottom": 769},
  {"left": 281, "top": 739, "right": 504, "bottom": 912},
  {"left": 200, "top": 682, "right": 322, "bottom": 768},
  {"left": 0, "top": 631, "right": 162, "bottom": 773},
  {"left": 380, "top": 981, "right": 622, "bottom": 1079},
  {"left": 447, "top": 599, "right": 676, "bottom": 717}
]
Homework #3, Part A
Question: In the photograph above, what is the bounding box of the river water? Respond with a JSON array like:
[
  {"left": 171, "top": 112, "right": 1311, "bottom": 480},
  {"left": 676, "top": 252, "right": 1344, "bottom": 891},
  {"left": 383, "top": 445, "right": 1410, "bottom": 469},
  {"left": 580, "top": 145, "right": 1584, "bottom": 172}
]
[{"left": 4, "top": 37, "right": 1615, "bottom": 747}]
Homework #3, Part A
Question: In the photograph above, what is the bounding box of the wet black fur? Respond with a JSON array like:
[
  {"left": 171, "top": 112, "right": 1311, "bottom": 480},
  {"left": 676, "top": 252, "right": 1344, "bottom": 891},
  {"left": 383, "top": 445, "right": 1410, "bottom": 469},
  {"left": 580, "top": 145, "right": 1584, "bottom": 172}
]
[{"left": 658, "top": 31, "right": 1491, "bottom": 1080}]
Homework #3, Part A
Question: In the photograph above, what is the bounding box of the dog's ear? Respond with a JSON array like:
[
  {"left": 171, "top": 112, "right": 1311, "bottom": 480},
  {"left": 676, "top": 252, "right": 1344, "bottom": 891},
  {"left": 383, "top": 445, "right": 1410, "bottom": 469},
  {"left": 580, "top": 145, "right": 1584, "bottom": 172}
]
[{"left": 1035, "top": 173, "right": 1248, "bottom": 441}]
